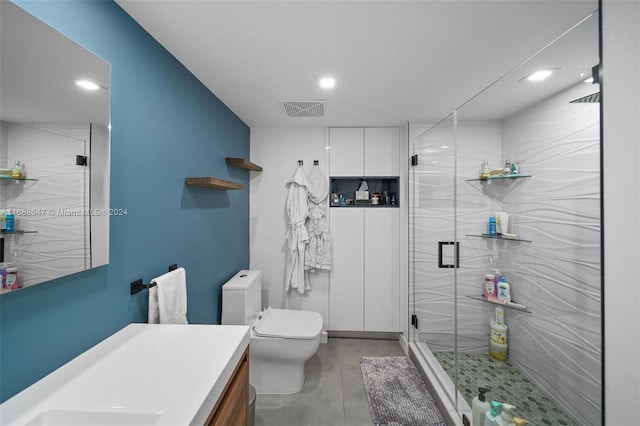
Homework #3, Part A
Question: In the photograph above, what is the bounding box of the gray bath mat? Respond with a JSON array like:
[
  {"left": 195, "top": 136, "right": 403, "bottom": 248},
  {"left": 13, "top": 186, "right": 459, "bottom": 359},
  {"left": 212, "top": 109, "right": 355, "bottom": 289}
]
[{"left": 360, "top": 356, "right": 447, "bottom": 426}]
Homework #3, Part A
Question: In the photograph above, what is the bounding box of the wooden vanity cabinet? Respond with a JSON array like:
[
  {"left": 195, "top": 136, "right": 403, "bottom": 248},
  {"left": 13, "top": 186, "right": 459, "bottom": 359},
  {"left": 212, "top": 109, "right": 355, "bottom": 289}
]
[{"left": 207, "top": 347, "right": 249, "bottom": 426}]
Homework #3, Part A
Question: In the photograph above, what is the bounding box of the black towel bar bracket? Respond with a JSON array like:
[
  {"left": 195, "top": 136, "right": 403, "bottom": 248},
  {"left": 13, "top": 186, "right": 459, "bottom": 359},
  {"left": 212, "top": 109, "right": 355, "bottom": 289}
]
[{"left": 130, "top": 264, "right": 179, "bottom": 295}]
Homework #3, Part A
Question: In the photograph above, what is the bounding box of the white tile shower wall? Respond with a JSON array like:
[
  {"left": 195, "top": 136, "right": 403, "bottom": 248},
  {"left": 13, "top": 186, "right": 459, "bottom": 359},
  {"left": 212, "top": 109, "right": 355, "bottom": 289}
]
[
  {"left": 249, "top": 127, "right": 330, "bottom": 329},
  {"left": 501, "top": 83, "right": 601, "bottom": 424},
  {"left": 1, "top": 122, "right": 89, "bottom": 287}
]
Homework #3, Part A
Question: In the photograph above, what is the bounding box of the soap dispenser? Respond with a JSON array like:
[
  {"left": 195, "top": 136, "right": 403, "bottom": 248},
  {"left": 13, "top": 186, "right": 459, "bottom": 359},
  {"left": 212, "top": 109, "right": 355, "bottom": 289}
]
[
  {"left": 495, "top": 403, "right": 516, "bottom": 426},
  {"left": 484, "top": 400, "right": 502, "bottom": 426},
  {"left": 472, "top": 387, "right": 491, "bottom": 426}
]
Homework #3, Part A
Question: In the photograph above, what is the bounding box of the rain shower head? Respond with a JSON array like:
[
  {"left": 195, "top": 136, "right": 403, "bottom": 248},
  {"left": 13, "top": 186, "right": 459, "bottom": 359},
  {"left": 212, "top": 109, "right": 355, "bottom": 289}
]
[{"left": 570, "top": 92, "right": 600, "bottom": 103}]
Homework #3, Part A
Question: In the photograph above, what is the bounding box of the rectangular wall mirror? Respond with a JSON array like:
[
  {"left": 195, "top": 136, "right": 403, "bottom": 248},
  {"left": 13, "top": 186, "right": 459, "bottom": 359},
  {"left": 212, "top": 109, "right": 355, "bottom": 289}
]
[{"left": 0, "top": 1, "right": 110, "bottom": 292}]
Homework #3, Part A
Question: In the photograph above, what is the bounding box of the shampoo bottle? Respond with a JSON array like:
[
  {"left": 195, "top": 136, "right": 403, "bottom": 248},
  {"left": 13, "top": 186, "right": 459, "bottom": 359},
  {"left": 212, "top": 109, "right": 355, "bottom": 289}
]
[
  {"left": 503, "top": 160, "right": 512, "bottom": 176},
  {"left": 5, "top": 212, "right": 14, "bottom": 233},
  {"left": 492, "top": 269, "right": 502, "bottom": 300},
  {"left": 484, "top": 400, "right": 502, "bottom": 426},
  {"left": 11, "top": 161, "right": 21, "bottom": 178},
  {"left": 497, "top": 277, "right": 511, "bottom": 304},
  {"left": 488, "top": 216, "right": 497, "bottom": 237},
  {"left": 472, "top": 387, "right": 491, "bottom": 426},
  {"left": 484, "top": 274, "right": 495, "bottom": 299},
  {"left": 481, "top": 160, "right": 490, "bottom": 179},
  {"left": 495, "top": 403, "right": 516, "bottom": 426}
]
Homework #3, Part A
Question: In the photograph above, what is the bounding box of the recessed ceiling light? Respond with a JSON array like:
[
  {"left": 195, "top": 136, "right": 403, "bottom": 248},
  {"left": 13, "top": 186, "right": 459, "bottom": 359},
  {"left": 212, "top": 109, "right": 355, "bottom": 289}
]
[
  {"left": 319, "top": 77, "right": 336, "bottom": 89},
  {"left": 441, "top": 145, "right": 449, "bottom": 149},
  {"left": 525, "top": 69, "right": 554, "bottom": 82},
  {"left": 76, "top": 79, "right": 100, "bottom": 90}
]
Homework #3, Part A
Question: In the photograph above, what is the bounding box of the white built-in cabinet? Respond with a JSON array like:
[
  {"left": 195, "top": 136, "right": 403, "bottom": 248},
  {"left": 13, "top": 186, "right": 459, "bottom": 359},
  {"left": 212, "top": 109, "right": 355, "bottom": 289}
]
[
  {"left": 329, "top": 208, "right": 365, "bottom": 330},
  {"left": 329, "top": 127, "right": 400, "bottom": 176},
  {"left": 364, "top": 207, "right": 399, "bottom": 331},
  {"left": 329, "top": 128, "right": 364, "bottom": 176},
  {"left": 328, "top": 127, "right": 400, "bottom": 332}
]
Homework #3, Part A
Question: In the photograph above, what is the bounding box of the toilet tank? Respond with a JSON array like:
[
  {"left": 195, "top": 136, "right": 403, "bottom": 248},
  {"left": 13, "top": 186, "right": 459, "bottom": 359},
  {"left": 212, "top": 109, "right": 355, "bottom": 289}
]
[{"left": 221, "top": 270, "right": 262, "bottom": 325}]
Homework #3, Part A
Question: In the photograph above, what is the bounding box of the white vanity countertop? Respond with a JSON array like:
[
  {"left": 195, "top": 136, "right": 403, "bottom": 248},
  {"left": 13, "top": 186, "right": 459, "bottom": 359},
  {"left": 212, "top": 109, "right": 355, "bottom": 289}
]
[{"left": 0, "top": 323, "right": 250, "bottom": 425}]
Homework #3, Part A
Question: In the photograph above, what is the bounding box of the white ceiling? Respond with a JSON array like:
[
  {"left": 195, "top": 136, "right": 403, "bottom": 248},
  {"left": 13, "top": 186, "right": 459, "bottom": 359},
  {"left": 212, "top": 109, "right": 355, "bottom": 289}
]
[{"left": 115, "top": 0, "right": 598, "bottom": 128}]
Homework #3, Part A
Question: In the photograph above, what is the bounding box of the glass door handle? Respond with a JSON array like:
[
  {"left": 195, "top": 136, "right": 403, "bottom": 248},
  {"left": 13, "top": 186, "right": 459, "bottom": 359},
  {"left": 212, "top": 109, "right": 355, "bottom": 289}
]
[{"left": 438, "top": 241, "right": 459, "bottom": 268}]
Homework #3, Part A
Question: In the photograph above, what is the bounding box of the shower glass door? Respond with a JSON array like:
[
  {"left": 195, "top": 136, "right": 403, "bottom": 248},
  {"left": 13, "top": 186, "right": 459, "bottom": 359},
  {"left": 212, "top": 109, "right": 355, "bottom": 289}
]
[{"left": 409, "top": 113, "right": 464, "bottom": 413}]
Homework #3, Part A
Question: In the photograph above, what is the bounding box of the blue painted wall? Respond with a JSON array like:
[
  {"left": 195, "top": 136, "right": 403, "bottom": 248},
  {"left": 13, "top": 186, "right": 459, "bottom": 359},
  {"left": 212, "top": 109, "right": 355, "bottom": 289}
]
[{"left": 0, "top": 0, "right": 250, "bottom": 402}]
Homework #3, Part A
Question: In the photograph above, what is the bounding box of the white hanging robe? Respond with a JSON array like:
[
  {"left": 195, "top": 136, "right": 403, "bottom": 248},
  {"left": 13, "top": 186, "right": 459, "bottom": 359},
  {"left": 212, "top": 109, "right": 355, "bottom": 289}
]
[
  {"left": 305, "top": 165, "right": 331, "bottom": 271},
  {"left": 285, "top": 166, "right": 310, "bottom": 293}
]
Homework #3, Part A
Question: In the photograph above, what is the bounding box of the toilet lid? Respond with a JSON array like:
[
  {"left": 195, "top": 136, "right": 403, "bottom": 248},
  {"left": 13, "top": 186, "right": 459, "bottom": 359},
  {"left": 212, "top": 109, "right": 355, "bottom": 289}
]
[{"left": 253, "top": 307, "right": 323, "bottom": 340}]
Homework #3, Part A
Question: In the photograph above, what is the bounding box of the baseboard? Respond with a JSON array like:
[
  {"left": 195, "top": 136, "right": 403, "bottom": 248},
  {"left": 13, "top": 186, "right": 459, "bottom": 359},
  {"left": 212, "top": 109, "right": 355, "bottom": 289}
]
[
  {"left": 399, "top": 333, "right": 409, "bottom": 355},
  {"left": 327, "top": 330, "right": 400, "bottom": 340}
]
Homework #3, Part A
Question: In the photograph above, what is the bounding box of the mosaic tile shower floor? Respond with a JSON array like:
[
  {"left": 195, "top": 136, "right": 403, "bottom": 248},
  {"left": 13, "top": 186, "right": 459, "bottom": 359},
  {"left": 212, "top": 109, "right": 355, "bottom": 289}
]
[{"left": 433, "top": 351, "right": 576, "bottom": 426}]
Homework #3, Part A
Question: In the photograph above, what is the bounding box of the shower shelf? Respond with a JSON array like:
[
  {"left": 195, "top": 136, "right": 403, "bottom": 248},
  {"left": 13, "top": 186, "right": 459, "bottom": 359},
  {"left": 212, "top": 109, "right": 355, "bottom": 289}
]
[
  {"left": 0, "top": 175, "right": 38, "bottom": 182},
  {"left": 464, "top": 174, "right": 532, "bottom": 201},
  {"left": 466, "top": 295, "right": 532, "bottom": 313},
  {"left": 465, "top": 174, "right": 532, "bottom": 182},
  {"left": 467, "top": 234, "right": 531, "bottom": 243},
  {"left": 1, "top": 230, "right": 38, "bottom": 235}
]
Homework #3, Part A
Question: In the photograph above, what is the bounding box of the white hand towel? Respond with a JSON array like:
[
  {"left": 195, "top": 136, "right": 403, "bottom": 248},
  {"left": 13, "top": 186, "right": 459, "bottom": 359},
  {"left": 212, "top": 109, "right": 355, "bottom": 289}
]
[
  {"left": 148, "top": 285, "right": 160, "bottom": 324},
  {"left": 148, "top": 267, "right": 188, "bottom": 324}
]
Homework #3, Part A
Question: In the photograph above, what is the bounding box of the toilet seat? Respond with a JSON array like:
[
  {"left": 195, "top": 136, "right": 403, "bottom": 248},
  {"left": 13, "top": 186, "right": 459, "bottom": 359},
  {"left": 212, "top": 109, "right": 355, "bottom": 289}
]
[{"left": 253, "top": 307, "right": 322, "bottom": 340}]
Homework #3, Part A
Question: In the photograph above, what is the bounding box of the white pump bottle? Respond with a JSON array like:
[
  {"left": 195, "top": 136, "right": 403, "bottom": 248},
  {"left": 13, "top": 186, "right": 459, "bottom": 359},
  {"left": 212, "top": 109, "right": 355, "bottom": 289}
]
[{"left": 472, "top": 387, "right": 491, "bottom": 426}]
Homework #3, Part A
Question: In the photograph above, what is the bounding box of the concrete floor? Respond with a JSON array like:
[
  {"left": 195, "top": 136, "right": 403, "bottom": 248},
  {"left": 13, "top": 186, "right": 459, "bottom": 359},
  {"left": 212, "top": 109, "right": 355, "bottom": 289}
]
[{"left": 254, "top": 337, "right": 405, "bottom": 426}]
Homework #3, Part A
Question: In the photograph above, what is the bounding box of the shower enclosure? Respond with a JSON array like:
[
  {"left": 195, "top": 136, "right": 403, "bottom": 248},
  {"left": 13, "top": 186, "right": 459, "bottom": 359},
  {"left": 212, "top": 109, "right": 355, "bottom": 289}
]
[{"left": 409, "top": 11, "right": 601, "bottom": 426}]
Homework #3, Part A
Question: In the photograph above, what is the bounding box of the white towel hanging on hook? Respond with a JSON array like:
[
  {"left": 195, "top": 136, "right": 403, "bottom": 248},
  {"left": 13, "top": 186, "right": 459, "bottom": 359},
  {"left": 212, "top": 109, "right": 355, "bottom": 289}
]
[
  {"left": 305, "top": 163, "right": 331, "bottom": 271},
  {"left": 284, "top": 163, "right": 310, "bottom": 293}
]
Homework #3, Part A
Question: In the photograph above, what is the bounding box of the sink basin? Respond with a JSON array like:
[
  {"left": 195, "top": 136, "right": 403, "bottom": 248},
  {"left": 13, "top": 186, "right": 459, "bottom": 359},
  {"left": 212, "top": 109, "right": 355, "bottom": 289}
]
[
  {"left": 25, "top": 409, "right": 161, "bottom": 426},
  {"left": 1, "top": 324, "right": 251, "bottom": 426}
]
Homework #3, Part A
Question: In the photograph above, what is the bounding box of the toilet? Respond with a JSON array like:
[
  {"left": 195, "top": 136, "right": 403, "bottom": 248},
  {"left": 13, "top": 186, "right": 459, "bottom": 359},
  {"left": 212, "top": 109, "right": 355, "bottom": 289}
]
[{"left": 221, "top": 270, "right": 323, "bottom": 394}]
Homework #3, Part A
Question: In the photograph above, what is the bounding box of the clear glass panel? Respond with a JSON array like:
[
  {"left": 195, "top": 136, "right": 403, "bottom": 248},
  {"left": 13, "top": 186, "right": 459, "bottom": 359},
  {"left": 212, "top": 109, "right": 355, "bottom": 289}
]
[
  {"left": 409, "top": 113, "right": 459, "bottom": 409},
  {"left": 453, "top": 11, "right": 600, "bottom": 426}
]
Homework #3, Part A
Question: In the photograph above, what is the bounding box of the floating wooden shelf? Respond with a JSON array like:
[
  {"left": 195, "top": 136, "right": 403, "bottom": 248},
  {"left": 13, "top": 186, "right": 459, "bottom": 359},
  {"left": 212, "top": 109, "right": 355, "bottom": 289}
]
[
  {"left": 225, "top": 157, "right": 263, "bottom": 172},
  {"left": 185, "top": 177, "right": 244, "bottom": 190}
]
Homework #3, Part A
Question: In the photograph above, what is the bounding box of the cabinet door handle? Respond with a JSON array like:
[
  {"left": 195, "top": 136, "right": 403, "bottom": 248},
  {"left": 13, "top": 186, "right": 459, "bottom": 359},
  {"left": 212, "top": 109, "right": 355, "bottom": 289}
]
[{"left": 438, "top": 241, "right": 459, "bottom": 268}]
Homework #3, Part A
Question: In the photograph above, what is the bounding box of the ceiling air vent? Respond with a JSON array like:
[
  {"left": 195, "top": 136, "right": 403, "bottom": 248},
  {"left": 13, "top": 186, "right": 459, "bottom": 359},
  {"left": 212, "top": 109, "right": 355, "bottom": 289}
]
[{"left": 281, "top": 100, "right": 325, "bottom": 117}]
